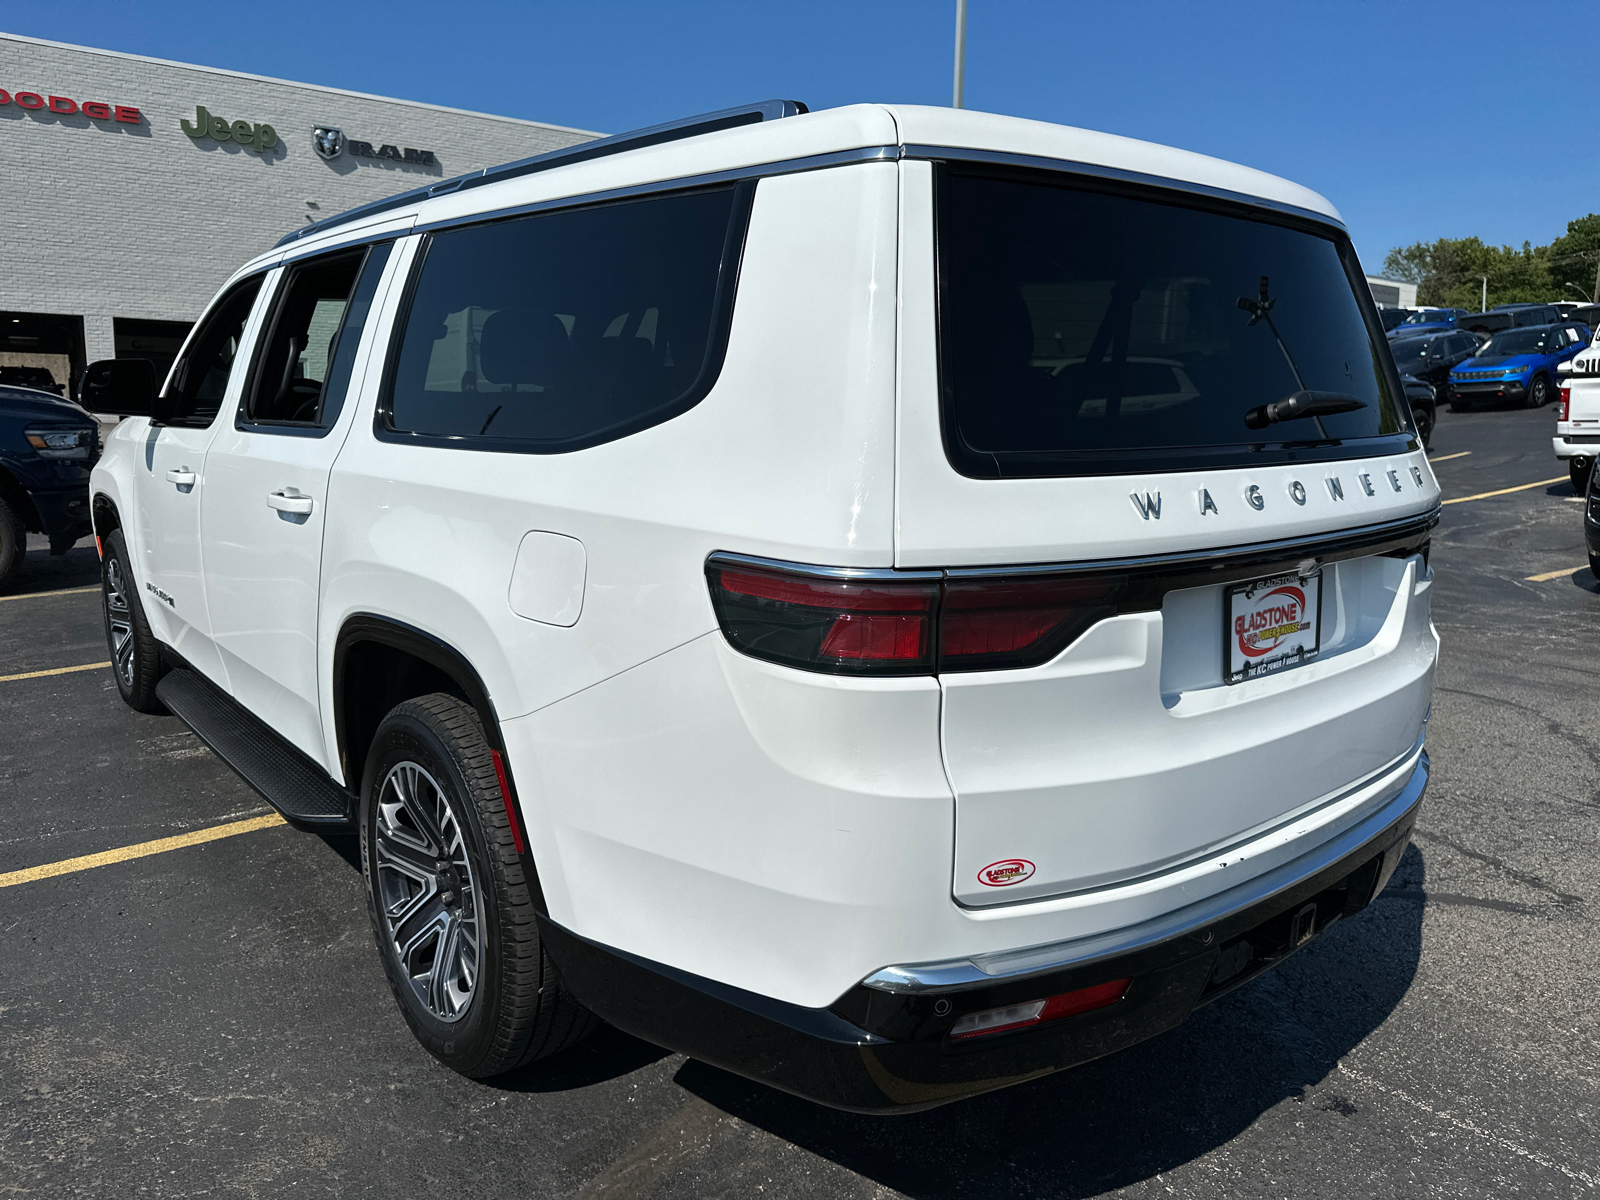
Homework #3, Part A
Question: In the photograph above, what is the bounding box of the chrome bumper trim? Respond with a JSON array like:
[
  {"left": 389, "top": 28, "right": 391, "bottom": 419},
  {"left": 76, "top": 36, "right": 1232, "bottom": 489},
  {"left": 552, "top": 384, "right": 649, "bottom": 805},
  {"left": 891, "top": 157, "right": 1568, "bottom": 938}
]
[{"left": 862, "top": 748, "right": 1428, "bottom": 994}]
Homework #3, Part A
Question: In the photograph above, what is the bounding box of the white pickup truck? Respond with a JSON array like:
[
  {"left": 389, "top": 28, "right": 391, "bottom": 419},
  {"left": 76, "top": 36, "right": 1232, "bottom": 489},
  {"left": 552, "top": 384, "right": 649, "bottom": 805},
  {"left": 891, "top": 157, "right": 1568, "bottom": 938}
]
[{"left": 1555, "top": 337, "right": 1600, "bottom": 492}]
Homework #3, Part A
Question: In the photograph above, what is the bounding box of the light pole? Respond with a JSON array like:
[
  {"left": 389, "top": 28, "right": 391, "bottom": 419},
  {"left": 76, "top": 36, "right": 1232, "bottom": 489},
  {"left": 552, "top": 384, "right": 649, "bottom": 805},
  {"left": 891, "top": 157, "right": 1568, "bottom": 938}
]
[
  {"left": 1478, "top": 274, "right": 1487, "bottom": 312},
  {"left": 953, "top": 0, "right": 967, "bottom": 108},
  {"left": 1565, "top": 281, "right": 1596, "bottom": 304}
]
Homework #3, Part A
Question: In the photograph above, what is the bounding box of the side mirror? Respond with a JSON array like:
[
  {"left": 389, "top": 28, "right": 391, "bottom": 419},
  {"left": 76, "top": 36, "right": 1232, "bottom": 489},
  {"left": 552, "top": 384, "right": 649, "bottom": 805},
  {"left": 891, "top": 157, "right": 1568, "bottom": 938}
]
[{"left": 79, "top": 358, "right": 170, "bottom": 419}]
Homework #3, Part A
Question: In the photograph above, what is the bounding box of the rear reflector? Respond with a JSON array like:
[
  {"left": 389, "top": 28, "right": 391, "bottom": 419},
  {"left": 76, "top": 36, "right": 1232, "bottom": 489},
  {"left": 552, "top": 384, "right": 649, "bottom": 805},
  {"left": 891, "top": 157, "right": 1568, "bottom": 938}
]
[
  {"left": 706, "top": 558, "right": 1127, "bottom": 677},
  {"left": 949, "top": 977, "right": 1130, "bottom": 1040}
]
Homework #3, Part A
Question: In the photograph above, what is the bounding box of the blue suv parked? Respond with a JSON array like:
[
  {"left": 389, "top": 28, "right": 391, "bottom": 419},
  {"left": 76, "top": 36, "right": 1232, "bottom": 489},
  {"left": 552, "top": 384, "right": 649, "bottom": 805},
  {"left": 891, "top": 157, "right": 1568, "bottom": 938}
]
[
  {"left": 1389, "top": 307, "right": 1470, "bottom": 339},
  {"left": 1447, "top": 323, "right": 1591, "bottom": 410},
  {"left": 0, "top": 384, "right": 100, "bottom": 589}
]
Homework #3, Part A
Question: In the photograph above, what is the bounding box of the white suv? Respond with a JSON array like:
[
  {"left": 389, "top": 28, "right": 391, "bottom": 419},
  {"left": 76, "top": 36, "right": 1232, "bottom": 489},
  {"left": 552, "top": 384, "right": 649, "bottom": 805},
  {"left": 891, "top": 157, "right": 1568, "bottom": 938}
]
[{"left": 84, "top": 101, "right": 1439, "bottom": 1113}]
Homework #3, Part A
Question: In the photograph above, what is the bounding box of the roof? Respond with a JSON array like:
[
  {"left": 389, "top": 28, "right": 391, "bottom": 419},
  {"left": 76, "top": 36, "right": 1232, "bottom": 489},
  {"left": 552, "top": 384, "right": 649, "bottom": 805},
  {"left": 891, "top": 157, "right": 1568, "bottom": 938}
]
[{"left": 246, "top": 101, "right": 1346, "bottom": 274}]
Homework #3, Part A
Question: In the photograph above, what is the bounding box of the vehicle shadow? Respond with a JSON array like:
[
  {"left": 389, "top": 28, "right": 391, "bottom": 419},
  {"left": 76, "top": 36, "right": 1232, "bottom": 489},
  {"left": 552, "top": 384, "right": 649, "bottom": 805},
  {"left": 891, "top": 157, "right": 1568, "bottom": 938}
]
[
  {"left": 668, "top": 844, "right": 1428, "bottom": 1199},
  {"left": 6, "top": 536, "right": 102, "bottom": 595}
]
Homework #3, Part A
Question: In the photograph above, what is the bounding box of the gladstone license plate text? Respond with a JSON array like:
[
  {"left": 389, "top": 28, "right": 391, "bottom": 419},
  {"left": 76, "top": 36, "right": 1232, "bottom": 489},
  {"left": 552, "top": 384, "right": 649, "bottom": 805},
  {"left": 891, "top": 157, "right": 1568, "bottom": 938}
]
[{"left": 1225, "top": 571, "right": 1322, "bottom": 684}]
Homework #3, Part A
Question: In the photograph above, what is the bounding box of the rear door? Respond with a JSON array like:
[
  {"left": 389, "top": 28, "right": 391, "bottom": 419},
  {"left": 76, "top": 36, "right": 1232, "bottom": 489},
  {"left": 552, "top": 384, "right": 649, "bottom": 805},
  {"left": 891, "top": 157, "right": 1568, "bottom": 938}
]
[
  {"left": 133, "top": 275, "right": 267, "bottom": 688},
  {"left": 198, "top": 243, "right": 394, "bottom": 767},
  {"left": 894, "top": 159, "right": 1438, "bottom": 905}
]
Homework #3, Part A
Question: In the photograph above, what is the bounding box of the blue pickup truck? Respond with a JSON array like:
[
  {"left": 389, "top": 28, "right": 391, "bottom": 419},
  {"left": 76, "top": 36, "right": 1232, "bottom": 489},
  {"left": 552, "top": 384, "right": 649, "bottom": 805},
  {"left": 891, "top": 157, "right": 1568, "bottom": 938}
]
[
  {"left": 1447, "top": 323, "right": 1591, "bottom": 410},
  {"left": 0, "top": 384, "right": 100, "bottom": 589}
]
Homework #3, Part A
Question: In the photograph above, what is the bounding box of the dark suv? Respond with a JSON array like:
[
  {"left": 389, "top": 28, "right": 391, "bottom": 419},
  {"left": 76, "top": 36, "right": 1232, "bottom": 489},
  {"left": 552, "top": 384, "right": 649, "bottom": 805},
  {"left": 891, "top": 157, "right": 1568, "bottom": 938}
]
[{"left": 0, "top": 384, "right": 100, "bottom": 589}]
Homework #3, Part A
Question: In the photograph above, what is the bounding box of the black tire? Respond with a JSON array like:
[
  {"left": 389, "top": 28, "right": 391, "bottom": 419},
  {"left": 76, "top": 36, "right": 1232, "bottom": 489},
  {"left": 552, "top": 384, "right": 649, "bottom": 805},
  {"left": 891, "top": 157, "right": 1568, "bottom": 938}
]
[
  {"left": 1527, "top": 374, "right": 1552, "bottom": 409},
  {"left": 360, "top": 693, "right": 596, "bottom": 1078},
  {"left": 1413, "top": 401, "right": 1436, "bottom": 450},
  {"left": 0, "top": 494, "right": 24, "bottom": 592},
  {"left": 1590, "top": 553, "right": 1600, "bottom": 581},
  {"left": 1571, "top": 459, "right": 1592, "bottom": 495},
  {"left": 101, "top": 529, "right": 168, "bottom": 712}
]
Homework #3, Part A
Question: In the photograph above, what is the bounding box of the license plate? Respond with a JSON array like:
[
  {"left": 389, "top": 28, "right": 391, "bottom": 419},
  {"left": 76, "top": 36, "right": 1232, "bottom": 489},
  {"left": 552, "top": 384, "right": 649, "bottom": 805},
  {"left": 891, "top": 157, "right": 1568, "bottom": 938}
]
[{"left": 1225, "top": 570, "right": 1322, "bottom": 684}]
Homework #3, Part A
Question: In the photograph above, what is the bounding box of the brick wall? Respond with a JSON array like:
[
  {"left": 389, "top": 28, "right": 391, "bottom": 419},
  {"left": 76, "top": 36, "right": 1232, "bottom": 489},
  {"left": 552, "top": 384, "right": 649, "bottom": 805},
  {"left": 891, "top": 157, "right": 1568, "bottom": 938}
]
[{"left": 0, "top": 33, "right": 596, "bottom": 361}]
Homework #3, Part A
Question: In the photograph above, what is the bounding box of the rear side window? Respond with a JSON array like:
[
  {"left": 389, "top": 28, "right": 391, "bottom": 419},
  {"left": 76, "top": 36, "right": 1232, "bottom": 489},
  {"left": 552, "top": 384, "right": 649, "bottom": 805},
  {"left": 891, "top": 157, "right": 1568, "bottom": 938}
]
[
  {"left": 935, "top": 167, "right": 1409, "bottom": 477},
  {"left": 381, "top": 184, "right": 751, "bottom": 452},
  {"left": 164, "top": 275, "right": 264, "bottom": 426}
]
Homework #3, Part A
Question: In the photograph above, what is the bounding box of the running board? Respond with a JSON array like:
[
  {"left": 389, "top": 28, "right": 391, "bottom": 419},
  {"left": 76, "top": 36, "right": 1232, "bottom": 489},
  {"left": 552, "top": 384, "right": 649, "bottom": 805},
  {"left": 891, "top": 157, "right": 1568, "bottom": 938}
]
[{"left": 155, "top": 668, "right": 357, "bottom": 832}]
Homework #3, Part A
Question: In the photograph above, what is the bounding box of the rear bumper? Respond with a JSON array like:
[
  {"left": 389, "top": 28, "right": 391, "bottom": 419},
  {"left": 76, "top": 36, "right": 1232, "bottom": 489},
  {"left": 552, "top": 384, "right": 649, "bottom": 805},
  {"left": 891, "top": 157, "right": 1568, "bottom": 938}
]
[
  {"left": 1450, "top": 380, "right": 1524, "bottom": 404},
  {"left": 1552, "top": 434, "right": 1600, "bottom": 461},
  {"left": 539, "top": 751, "right": 1427, "bottom": 1114}
]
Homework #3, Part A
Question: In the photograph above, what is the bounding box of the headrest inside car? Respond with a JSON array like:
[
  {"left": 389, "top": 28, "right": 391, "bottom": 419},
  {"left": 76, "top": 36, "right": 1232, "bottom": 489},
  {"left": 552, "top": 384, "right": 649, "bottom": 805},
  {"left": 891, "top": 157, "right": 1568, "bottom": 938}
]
[{"left": 478, "top": 309, "right": 570, "bottom": 386}]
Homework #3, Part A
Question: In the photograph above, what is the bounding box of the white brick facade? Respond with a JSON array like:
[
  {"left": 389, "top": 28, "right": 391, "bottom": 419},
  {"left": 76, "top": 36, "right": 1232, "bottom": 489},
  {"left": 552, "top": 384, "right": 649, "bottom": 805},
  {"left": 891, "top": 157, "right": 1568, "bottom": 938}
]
[{"left": 0, "top": 33, "right": 595, "bottom": 366}]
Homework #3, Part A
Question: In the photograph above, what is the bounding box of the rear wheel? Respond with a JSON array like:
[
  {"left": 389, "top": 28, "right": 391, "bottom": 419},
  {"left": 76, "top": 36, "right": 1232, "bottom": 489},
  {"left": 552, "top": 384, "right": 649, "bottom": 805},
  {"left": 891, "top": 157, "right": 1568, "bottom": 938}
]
[
  {"left": 1571, "top": 458, "right": 1592, "bottom": 495},
  {"left": 1527, "top": 375, "right": 1552, "bottom": 409},
  {"left": 361, "top": 694, "right": 596, "bottom": 1078},
  {"left": 1412, "top": 399, "right": 1436, "bottom": 450},
  {"left": 101, "top": 529, "right": 167, "bottom": 712},
  {"left": 0, "top": 495, "right": 24, "bottom": 592}
]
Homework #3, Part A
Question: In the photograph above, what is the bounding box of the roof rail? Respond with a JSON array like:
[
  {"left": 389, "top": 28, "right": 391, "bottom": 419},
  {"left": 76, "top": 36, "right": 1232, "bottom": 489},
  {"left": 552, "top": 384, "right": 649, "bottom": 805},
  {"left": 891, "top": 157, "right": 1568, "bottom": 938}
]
[{"left": 274, "top": 99, "right": 808, "bottom": 249}]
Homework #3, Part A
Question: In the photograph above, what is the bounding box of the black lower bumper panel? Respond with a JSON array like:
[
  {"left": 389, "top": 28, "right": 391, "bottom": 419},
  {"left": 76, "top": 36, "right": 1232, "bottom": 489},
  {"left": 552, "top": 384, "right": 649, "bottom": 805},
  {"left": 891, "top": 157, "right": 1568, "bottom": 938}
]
[{"left": 539, "top": 755, "right": 1426, "bottom": 1114}]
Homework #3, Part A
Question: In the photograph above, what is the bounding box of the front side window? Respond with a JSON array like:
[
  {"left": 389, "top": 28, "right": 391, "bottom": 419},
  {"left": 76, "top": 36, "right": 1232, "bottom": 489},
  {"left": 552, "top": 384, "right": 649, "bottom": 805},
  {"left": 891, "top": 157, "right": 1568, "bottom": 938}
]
[
  {"left": 244, "top": 243, "right": 393, "bottom": 430},
  {"left": 935, "top": 166, "right": 1409, "bottom": 477},
  {"left": 164, "top": 275, "right": 264, "bottom": 426},
  {"left": 382, "top": 184, "right": 750, "bottom": 452}
]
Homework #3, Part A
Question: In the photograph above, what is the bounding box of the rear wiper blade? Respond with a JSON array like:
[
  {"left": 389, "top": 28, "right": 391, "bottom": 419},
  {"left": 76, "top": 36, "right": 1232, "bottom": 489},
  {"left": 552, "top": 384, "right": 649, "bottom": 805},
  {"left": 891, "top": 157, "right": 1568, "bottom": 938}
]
[{"left": 1244, "top": 390, "right": 1366, "bottom": 430}]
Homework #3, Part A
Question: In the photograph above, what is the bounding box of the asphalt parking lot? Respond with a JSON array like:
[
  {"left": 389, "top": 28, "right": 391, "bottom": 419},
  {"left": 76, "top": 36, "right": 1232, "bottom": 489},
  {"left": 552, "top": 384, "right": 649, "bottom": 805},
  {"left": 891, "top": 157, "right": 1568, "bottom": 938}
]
[{"left": 3, "top": 405, "right": 1598, "bottom": 1199}]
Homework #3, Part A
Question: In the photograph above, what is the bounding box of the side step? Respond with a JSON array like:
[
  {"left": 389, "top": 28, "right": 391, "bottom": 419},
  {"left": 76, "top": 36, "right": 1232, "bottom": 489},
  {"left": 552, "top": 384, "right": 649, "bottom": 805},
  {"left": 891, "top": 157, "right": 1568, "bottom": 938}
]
[{"left": 156, "top": 668, "right": 357, "bottom": 833}]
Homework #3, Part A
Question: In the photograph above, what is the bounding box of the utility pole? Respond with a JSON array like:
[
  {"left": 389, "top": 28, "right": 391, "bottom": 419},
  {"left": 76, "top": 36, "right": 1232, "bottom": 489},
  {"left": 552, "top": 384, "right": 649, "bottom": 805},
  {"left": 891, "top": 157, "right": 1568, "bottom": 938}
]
[
  {"left": 953, "top": 0, "right": 967, "bottom": 108},
  {"left": 1478, "top": 274, "right": 1487, "bottom": 312},
  {"left": 1592, "top": 248, "right": 1600, "bottom": 310}
]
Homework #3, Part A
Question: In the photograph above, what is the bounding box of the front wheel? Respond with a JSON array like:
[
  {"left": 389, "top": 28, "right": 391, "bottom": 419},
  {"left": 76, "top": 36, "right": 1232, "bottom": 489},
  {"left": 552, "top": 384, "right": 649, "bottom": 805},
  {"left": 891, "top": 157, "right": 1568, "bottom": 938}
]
[
  {"left": 1412, "top": 401, "right": 1436, "bottom": 450},
  {"left": 361, "top": 694, "right": 596, "bottom": 1078},
  {"left": 0, "top": 495, "right": 24, "bottom": 592},
  {"left": 1527, "top": 375, "right": 1552, "bottom": 409},
  {"left": 101, "top": 529, "right": 167, "bottom": 712},
  {"left": 1571, "top": 458, "right": 1592, "bottom": 495}
]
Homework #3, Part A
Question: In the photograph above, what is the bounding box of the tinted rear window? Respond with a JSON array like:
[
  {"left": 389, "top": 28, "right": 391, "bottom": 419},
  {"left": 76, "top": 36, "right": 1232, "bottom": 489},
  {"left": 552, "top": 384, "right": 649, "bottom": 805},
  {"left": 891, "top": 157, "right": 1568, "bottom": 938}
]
[
  {"left": 935, "top": 168, "right": 1408, "bottom": 477},
  {"left": 383, "top": 185, "right": 748, "bottom": 452}
]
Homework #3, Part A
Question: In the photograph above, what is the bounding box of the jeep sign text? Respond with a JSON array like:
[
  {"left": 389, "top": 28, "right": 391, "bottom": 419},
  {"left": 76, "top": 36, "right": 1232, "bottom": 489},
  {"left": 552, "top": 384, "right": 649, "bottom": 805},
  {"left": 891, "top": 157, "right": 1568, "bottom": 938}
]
[{"left": 181, "top": 105, "right": 278, "bottom": 152}]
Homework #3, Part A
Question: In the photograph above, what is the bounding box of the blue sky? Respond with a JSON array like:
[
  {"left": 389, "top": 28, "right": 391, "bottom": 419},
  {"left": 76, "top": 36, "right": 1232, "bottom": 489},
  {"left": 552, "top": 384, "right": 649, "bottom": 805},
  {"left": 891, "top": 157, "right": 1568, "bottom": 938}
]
[{"left": 11, "top": 1, "right": 1594, "bottom": 272}]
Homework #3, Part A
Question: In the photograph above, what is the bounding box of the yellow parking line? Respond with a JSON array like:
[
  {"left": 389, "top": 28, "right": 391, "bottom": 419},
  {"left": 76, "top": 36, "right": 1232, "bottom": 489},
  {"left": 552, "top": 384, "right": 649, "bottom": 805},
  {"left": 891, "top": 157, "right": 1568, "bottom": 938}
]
[
  {"left": 1526, "top": 566, "right": 1587, "bottom": 582},
  {"left": 0, "top": 661, "right": 111, "bottom": 684},
  {"left": 1427, "top": 451, "right": 1472, "bottom": 463},
  {"left": 0, "top": 813, "right": 286, "bottom": 890},
  {"left": 1443, "top": 476, "right": 1568, "bottom": 505},
  {"left": 0, "top": 585, "right": 99, "bottom": 604}
]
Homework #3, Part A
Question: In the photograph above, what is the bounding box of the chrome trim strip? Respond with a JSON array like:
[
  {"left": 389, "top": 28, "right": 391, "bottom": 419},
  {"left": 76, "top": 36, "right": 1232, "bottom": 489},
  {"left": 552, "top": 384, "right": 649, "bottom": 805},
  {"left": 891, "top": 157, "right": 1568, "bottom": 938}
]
[
  {"left": 940, "top": 508, "right": 1439, "bottom": 579},
  {"left": 904, "top": 143, "right": 1348, "bottom": 233},
  {"left": 861, "top": 749, "right": 1427, "bottom": 993},
  {"left": 705, "top": 549, "right": 943, "bottom": 583},
  {"left": 410, "top": 146, "right": 900, "bottom": 237}
]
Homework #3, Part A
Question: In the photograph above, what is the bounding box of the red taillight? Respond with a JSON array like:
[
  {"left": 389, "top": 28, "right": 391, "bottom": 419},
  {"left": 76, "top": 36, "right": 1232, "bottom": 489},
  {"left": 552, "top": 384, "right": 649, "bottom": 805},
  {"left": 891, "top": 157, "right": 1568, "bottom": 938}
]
[
  {"left": 707, "top": 558, "right": 1129, "bottom": 676},
  {"left": 1559, "top": 387, "right": 1571, "bottom": 421},
  {"left": 709, "top": 564, "right": 939, "bottom": 675},
  {"left": 940, "top": 576, "right": 1124, "bottom": 670},
  {"left": 949, "top": 977, "right": 1131, "bottom": 1040}
]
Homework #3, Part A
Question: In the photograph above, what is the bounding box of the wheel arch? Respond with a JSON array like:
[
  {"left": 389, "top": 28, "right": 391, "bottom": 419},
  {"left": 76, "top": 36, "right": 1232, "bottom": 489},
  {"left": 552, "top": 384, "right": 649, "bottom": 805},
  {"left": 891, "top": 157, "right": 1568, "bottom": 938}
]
[
  {"left": 332, "top": 614, "right": 542, "bottom": 904},
  {"left": 0, "top": 463, "right": 43, "bottom": 533},
  {"left": 92, "top": 491, "right": 121, "bottom": 541}
]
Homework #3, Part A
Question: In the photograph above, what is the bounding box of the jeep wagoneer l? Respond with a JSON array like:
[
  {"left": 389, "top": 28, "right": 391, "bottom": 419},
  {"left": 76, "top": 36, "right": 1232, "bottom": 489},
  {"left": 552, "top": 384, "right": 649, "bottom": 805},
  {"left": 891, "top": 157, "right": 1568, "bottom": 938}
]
[{"left": 83, "top": 101, "right": 1437, "bottom": 1112}]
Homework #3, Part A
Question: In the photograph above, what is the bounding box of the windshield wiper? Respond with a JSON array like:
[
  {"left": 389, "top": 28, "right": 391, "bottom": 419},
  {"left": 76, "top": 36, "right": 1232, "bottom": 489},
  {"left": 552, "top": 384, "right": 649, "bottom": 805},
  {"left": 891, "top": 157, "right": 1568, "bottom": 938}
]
[{"left": 1245, "top": 390, "right": 1366, "bottom": 430}]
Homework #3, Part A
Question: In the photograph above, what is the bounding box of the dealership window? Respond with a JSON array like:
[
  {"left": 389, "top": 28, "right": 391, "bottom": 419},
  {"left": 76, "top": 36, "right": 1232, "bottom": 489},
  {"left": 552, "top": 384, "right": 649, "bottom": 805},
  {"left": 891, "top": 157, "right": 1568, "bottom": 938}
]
[{"left": 383, "top": 184, "right": 749, "bottom": 452}]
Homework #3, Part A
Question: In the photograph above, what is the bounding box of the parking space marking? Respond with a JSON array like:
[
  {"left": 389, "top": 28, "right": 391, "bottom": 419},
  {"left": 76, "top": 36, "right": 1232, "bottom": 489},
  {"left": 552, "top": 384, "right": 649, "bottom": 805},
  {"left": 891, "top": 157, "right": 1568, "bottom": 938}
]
[
  {"left": 1526, "top": 566, "right": 1586, "bottom": 582},
  {"left": 0, "top": 813, "right": 286, "bottom": 890},
  {"left": 0, "top": 661, "right": 110, "bottom": 684},
  {"left": 1338, "top": 1064, "right": 1597, "bottom": 1188},
  {"left": 0, "top": 585, "right": 98, "bottom": 604},
  {"left": 1428, "top": 451, "right": 1472, "bottom": 463},
  {"left": 1443, "top": 476, "right": 1568, "bottom": 505}
]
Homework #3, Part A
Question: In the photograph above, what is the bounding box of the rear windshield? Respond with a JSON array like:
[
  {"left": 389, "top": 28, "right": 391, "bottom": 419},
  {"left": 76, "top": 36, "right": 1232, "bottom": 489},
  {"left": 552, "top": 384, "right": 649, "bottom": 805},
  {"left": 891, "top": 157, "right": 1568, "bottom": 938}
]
[{"left": 935, "top": 168, "right": 1409, "bottom": 477}]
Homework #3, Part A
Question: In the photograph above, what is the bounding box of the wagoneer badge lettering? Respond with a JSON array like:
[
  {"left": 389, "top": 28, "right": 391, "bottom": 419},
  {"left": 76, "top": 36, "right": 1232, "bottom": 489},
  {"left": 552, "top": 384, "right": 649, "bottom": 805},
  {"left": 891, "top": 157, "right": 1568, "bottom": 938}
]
[
  {"left": 1327, "top": 477, "right": 1345, "bottom": 501},
  {"left": 1130, "top": 491, "right": 1161, "bottom": 520},
  {"left": 1199, "top": 488, "right": 1218, "bottom": 515},
  {"left": 1289, "top": 480, "right": 1306, "bottom": 505},
  {"left": 1246, "top": 484, "right": 1264, "bottom": 510},
  {"left": 1359, "top": 473, "right": 1375, "bottom": 496},
  {"left": 978, "top": 859, "right": 1036, "bottom": 887},
  {"left": 1387, "top": 470, "right": 1403, "bottom": 492}
]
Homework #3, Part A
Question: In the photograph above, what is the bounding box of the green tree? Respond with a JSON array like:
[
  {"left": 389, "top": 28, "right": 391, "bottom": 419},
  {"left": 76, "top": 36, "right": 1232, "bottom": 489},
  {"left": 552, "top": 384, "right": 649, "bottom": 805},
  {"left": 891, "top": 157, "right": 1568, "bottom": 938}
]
[
  {"left": 1547, "top": 214, "right": 1600, "bottom": 303},
  {"left": 1382, "top": 234, "right": 1565, "bottom": 309}
]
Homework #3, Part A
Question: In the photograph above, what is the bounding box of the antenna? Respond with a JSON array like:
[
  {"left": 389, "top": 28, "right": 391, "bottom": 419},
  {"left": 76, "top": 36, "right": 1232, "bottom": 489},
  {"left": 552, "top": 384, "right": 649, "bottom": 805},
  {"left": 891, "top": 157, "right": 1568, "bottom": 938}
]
[{"left": 953, "top": 0, "right": 968, "bottom": 108}]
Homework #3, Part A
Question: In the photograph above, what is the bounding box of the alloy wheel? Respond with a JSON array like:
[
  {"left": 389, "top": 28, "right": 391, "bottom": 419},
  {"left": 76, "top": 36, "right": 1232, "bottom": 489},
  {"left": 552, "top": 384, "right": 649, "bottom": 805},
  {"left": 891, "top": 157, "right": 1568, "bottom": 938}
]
[
  {"left": 104, "top": 557, "right": 136, "bottom": 687},
  {"left": 373, "top": 761, "right": 483, "bottom": 1023}
]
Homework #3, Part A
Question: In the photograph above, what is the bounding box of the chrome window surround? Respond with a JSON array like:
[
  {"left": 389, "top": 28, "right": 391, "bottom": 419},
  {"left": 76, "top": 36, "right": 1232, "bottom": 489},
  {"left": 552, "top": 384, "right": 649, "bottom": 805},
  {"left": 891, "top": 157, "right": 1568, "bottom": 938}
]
[{"left": 862, "top": 745, "right": 1427, "bottom": 994}]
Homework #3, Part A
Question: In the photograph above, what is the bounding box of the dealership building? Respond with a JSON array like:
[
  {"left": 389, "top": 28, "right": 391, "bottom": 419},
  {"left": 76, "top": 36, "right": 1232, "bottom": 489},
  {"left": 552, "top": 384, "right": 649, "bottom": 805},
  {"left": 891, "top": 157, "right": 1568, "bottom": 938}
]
[{"left": 0, "top": 33, "right": 595, "bottom": 396}]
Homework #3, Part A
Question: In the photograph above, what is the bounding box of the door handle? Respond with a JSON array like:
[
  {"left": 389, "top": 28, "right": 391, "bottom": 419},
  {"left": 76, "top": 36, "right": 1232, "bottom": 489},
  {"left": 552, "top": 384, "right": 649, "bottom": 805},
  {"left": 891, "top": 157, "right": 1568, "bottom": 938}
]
[
  {"left": 165, "top": 467, "right": 196, "bottom": 487},
  {"left": 266, "top": 489, "right": 314, "bottom": 516}
]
